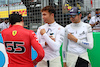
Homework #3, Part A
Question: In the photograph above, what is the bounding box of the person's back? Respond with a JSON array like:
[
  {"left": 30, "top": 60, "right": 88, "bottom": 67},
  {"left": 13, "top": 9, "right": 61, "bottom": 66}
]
[
  {"left": 2, "top": 25, "right": 33, "bottom": 66},
  {"left": 2, "top": 12, "right": 44, "bottom": 67}
]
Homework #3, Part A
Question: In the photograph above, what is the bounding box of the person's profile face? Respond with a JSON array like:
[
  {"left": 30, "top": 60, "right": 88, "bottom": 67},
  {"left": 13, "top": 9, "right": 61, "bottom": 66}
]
[{"left": 42, "top": 10, "right": 52, "bottom": 24}]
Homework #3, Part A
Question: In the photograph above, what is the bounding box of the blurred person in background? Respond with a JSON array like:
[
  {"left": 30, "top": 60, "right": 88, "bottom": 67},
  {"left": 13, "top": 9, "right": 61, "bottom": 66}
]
[
  {"left": 0, "top": 18, "right": 9, "bottom": 33},
  {"left": 37, "top": 6, "right": 64, "bottom": 67},
  {"left": 89, "top": 9, "right": 100, "bottom": 32},
  {"left": 0, "top": 19, "right": 3, "bottom": 23},
  {"left": 84, "top": 12, "right": 91, "bottom": 23},
  {"left": 62, "top": 7, "right": 93, "bottom": 67},
  {"left": 1, "top": 12, "right": 45, "bottom": 67}
]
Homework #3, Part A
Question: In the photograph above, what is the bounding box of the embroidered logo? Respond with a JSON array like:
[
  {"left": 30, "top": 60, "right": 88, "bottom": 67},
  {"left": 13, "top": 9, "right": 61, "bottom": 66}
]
[{"left": 12, "top": 30, "right": 17, "bottom": 36}]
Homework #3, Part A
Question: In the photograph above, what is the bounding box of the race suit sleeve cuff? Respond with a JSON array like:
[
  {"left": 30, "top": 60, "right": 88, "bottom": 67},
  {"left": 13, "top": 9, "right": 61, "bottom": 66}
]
[
  {"left": 63, "top": 60, "right": 66, "bottom": 62},
  {"left": 77, "top": 39, "right": 81, "bottom": 44},
  {"left": 42, "top": 33, "right": 47, "bottom": 37}
]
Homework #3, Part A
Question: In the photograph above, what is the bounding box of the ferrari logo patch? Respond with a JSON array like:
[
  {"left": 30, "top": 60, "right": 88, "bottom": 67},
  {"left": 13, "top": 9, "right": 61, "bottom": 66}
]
[{"left": 12, "top": 30, "right": 17, "bottom": 36}]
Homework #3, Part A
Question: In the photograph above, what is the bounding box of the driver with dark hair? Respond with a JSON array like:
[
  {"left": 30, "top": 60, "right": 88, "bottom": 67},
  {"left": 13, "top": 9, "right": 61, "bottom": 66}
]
[{"left": 2, "top": 12, "right": 45, "bottom": 67}]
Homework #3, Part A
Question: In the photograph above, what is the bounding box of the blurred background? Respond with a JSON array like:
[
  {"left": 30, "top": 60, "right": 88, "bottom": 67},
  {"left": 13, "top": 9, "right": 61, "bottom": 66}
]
[{"left": 0, "top": 0, "right": 100, "bottom": 32}]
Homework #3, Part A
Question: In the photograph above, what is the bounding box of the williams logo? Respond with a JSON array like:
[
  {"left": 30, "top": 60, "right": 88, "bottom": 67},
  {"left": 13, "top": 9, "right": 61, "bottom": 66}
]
[{"left": 12, "top": 30, "right": 17, "bottom": 36}]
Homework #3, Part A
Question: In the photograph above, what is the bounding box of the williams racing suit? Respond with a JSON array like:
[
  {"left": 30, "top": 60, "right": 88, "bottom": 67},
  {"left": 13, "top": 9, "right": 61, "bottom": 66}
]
[{"left": 62, "top": 21, "right": 93, "bottom": 67}]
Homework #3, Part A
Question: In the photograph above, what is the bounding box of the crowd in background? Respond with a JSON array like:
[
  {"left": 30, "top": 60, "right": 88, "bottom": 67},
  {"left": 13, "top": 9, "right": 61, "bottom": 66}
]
[
  {"left": 0, "top": 18, "right": 9, "bottom": 33},
  {"left": 0, "top": 8, "right": 100, "bottom": 32}
]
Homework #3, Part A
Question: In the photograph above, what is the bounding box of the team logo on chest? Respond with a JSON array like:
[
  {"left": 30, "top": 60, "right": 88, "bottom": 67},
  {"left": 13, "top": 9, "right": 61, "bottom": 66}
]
[
  {"left": 12, "top": 30, "right": 17, "bottom": 36},
  {"left": 79, "top": 31, "right": 85, "bottom": 35},
  {"left": 46, "top": 28, "right": 52, "bottom": 33}
]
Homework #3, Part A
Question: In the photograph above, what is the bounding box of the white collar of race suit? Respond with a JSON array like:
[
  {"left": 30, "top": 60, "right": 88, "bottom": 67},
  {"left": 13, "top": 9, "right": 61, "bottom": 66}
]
[{"left": 48, "top": 21, "right": 56, "bottom": 27}]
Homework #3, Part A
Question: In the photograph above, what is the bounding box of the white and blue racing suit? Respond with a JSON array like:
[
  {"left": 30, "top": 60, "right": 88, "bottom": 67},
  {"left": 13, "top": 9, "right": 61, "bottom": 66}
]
[{"left": 62, "top": 21, "right": 93, "bottom": 67}]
